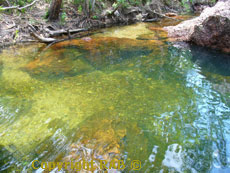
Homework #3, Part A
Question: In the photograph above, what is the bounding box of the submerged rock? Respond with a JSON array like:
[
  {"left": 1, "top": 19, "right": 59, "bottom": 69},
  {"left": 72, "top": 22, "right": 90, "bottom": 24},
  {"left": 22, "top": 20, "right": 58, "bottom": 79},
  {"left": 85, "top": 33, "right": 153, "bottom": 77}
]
[
  {"left": 164, "top": 0, "right": 230, "bottom": 53},
  {"left": 24, "top": 36, "right": 157, "bottom": 80}
]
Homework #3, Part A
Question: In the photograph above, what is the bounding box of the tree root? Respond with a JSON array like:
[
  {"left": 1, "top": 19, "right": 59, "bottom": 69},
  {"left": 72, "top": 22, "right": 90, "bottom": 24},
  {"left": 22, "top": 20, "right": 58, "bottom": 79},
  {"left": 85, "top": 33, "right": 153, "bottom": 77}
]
[{"left": 28, "top": 23, "right": 88, "bottom": 43}]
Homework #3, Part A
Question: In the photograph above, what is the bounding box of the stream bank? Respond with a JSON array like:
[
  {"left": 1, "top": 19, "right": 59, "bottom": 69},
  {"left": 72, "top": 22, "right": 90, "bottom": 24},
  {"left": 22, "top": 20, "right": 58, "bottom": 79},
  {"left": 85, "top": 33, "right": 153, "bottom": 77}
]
[{"left": 0, "top": 0, "right": 217, "bottom": 47}]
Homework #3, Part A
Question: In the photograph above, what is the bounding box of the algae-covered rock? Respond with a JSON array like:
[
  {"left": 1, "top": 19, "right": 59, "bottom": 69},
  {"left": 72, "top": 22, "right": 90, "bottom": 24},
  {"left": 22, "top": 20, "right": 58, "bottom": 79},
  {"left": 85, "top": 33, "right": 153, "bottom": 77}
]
[
  {"left": 24, "top": 36, "right": 157, "bottom": 79},
  {"left": 25, "top": 48, "right": 94, "bottom": 80}
]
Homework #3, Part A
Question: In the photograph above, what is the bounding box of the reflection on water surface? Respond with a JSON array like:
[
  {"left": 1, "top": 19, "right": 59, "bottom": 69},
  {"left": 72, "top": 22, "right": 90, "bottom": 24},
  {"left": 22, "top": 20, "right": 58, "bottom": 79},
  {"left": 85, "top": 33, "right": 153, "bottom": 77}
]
[{"left": 0, "top": 19, "right": 230, "bottom": 172}]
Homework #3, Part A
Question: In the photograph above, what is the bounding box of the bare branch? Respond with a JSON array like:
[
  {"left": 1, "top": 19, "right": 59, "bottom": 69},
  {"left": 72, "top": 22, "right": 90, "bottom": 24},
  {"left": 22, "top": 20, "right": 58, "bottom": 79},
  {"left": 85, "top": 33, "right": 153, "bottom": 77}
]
[
  {"left": 30, "top": 32, "right": 57, "bottom": 43},
  {"left": 46, "top": 28, "right": 88, "bottom": 37},
  {"left": 0, "top": 5, "right": 19, "bottom": 10},
  {"left": 0, "top": 0, "right": 38, "bottom": 11},
  {"left": 18, "top": 0, "right": 38, "bottom": 10}
]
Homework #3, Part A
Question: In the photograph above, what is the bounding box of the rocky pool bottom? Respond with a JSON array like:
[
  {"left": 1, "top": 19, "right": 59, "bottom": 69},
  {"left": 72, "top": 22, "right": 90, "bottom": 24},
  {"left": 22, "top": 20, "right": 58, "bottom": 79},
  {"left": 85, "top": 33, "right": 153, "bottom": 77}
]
[{"left": 0, "top": 20, "right": 230, "bottom": 172}]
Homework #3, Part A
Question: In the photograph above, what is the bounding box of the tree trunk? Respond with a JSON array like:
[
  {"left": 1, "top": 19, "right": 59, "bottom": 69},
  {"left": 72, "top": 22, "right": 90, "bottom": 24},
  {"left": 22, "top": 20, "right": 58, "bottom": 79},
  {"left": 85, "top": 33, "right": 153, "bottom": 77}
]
[
  {"left": 48, "top": 0, "right": 62, "bottom": 21},
  {"left": 83, "top": 0, "right": 90, "bottom": 18}
]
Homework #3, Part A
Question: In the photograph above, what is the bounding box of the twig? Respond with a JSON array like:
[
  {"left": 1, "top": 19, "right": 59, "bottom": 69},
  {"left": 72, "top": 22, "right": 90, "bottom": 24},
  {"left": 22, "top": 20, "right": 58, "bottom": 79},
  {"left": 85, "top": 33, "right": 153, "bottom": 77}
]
[{"left": 28, "top": 24, "right": 37, "bottom": 32}]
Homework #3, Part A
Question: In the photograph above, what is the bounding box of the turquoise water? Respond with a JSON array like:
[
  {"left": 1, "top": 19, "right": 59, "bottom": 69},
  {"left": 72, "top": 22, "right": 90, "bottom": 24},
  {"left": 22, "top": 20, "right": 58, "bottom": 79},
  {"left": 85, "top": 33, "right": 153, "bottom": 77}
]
[{"left": 0, "top": 20, "right": 230, "bottom": 172}]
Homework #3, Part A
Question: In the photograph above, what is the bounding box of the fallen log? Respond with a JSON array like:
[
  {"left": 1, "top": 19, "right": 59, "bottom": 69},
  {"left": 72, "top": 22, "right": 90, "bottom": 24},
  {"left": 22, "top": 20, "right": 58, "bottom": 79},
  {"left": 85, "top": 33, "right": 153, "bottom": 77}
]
[
  {"left": 30, "top": 31, "right": 69, "bottom": 52},
  {"left": 29, "top": 23, "right": 98, "bottom": 46},
  {"left": 46, "top": 28, "right": 87, "bottom": 37},
  {"left": 30, "top": 32, "right": 57, "bottom": 43}
]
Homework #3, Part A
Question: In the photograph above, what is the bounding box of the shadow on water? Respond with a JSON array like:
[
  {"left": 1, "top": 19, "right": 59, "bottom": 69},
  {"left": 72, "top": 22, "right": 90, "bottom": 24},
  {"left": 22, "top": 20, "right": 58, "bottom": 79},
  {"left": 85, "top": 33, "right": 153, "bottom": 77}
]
[
  {"left": 189, "top": 44, "right": 230, "bottom": 97},
  {"left": 190, "top": 44, "right": 230, "bottom": 76}
]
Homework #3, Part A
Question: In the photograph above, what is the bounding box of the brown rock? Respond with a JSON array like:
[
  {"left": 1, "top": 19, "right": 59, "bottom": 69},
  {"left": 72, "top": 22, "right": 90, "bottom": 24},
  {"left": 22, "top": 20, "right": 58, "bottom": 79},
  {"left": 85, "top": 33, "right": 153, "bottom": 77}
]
[
  {"left": 164, "top": 0, "right": 230, "bottom": 53},
  {"left": 191, "top": 15, "right": 230, "bottom": 53}
]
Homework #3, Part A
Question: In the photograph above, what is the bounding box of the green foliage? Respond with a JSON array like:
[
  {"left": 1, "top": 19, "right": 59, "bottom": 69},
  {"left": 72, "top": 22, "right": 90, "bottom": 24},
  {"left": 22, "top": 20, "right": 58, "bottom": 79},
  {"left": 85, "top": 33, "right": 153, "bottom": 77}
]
[
  {"left": 13, "top": 0, "right": 32, "bottom": 7},
  {"left": 92, "top": 15, "right": 98, "bottom": 19},
  {"left": 112, "top": 2, "right": 118, "bottom": 8},
  {"left": 21, "top": 8, "right": 26, "bottom": 13},
  {"left": 181, "top": 0, "right": 217, "bottom": 12},
  {"left": 61, "top": 12, "right": 67, "bottom": 23},
  {"left": 128, "top": 0, "right": 142, "bottom": 6},
  {"left": 44, "top": 9, "right": 49, "bottom": 19},
  {"left": 73, "top": 0, "right": 81, "bottom": 5},
  {"left": 0, "top": 0, "right": 41, "bottom": 13},
  {"left": 116, "top": 0, "right": 144, "bottom": 7},
  {"left": 14, "top": 29, "right": 19, "bottom": 42},
  {"left": 210, "top": 0, "right": 217, "bottom": 5},
  {"left": 181, "top": 0, "right": 191, "bottom": 12},
  {"left": 78, "top": 5, "right": 82, "bottom": 13},
  {"left": 117, "top": 0, "right": 129, "bottom": 7}
]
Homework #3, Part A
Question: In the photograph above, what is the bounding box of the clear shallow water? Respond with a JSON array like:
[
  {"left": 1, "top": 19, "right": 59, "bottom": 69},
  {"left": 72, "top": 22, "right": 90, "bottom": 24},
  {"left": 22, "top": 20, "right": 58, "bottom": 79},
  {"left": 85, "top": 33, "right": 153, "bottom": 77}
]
[{"left": 0, "top": 19, "right": 230, "bottom": 172}]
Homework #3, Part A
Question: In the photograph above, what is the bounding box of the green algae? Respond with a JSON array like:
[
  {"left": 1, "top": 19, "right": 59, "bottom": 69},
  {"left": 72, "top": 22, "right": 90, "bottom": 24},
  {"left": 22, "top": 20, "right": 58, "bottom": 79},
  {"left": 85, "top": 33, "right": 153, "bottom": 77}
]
[
  {"left": 0, "top": 41, "right": 194, "bottom": 161},
  {"left": 93, "top": 22, "right": 153, "bottom": 39},
  {"left": 0, "top": 22, "right": 230, "bottom": 172}
]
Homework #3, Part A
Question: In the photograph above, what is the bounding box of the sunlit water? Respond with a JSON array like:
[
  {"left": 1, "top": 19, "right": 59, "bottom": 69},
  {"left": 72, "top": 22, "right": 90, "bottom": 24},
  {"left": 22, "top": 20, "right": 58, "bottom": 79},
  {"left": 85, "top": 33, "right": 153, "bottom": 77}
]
[{"left": 0, "top": 18, "right": 230, "bottom": 172}]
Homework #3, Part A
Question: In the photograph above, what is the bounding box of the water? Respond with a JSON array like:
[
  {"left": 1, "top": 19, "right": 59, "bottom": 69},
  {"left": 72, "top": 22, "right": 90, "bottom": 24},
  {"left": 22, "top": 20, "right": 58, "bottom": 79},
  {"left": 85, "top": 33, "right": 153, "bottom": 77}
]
[{"left": 0, "top": 19, "right": 230, "bottom": 172}]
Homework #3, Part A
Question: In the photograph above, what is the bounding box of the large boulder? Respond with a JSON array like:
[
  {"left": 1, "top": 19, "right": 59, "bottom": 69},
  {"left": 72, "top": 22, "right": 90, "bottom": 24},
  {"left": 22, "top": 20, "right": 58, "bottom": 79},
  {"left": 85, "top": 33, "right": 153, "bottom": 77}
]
[
  {"left": 164, "top": 0, "right": 230, "bottom": 53},
  {"left": 191, "top": 15, "right": 230, "bottom": 52}
]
